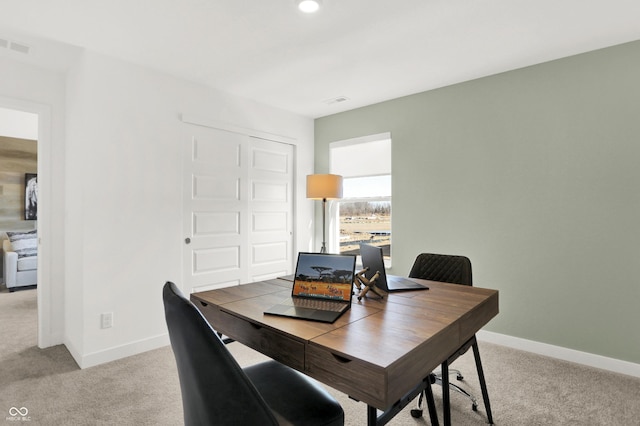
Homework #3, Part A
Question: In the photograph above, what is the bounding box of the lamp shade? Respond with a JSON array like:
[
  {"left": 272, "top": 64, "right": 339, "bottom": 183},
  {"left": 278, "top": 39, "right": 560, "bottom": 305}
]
[{"left": 306, "top": 174, "right": 343, "bottom": 200}]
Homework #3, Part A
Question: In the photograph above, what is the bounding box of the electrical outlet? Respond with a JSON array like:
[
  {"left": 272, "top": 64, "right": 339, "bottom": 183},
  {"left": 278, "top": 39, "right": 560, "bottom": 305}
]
[{"left": 101, "top": 312, "right": 113, "bottom": 329}]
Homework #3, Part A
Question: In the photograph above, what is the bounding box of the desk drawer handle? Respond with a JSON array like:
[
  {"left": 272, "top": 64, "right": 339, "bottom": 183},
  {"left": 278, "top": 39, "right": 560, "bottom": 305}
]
[
  {"left": 199, "top": 301, "right": 208, "bottom": 307},
  {"left": 331, "top": 353, "right": 352, "bottom": 364},
  {"left": 249, "top": 323, "right": 262, "bottom": 330}
]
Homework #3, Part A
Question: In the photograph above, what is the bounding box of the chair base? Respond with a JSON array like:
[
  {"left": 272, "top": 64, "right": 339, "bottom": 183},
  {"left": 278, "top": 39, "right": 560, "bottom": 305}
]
[
  {"left": 408, "top": 374, "right": 439, "bottom": 425},
  {"left": 411, "top": 338, "right": 494, "bottom": 425},
  {"left": 434, "top": 376, "right": 478, "bottom": 411}
]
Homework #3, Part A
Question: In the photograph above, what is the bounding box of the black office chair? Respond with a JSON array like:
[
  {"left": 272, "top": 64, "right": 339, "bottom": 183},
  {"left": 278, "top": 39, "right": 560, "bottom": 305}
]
[
  {"left": 408, "top": 254, "right": 494, "bottom": 425},
  {"left": 162, "top": 281, "right": 345, "bottom": 426}
]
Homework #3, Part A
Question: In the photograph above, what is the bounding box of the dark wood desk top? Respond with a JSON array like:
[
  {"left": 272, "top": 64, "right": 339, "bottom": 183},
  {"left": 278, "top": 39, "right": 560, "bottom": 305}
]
[{"left": 191, "top": 278, "right": 498, "bottom": 410}]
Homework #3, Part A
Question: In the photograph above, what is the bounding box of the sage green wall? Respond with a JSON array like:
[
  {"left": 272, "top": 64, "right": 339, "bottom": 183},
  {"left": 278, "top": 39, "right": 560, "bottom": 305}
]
[{"left": 315, "top": 40, "right": 640, "bottom": 364}]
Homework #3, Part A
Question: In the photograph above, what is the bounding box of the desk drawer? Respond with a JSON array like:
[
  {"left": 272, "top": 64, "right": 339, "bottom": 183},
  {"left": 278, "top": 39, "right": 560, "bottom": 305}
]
[
  {"left": 196, "top": 302, "right": 305, "bottom": 371},
  {"left": 306, "top": 344, "right": 387, "bottom": 409}
]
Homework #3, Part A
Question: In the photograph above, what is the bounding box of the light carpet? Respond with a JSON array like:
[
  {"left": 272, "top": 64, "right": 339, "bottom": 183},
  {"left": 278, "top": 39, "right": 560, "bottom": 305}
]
[{"left": 1, "top": 288, "right": 639, "bottom": 425}]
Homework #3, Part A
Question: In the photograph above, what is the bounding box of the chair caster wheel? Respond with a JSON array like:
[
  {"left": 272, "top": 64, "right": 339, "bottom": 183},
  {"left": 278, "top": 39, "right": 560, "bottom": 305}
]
[
  {"left": 410, "top": 409, "right": 423, "bottom": 418},
  {"left": 472, "top": 403, "right": 478, "bottom": 412}
]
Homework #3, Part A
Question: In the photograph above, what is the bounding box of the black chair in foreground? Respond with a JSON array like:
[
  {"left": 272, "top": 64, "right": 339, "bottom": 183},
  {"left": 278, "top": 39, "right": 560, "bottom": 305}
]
[
  {"left": 163, "top": 281, "right": 344, "bottom": 426},
  {"left": 408, "top": 254, "right": 494, "bottom": 425}
]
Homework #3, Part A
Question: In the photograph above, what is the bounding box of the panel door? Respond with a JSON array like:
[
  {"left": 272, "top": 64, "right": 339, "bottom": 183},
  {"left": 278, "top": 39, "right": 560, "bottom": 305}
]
[
  {"left": 183, "top": 125, "right": 247, "bottom": 292},
  {"left": 247, "top": 137, "right": 293, "bottom": 282},
  {"left": 183, "top": 125, "right": 293, "bottom": 293}
]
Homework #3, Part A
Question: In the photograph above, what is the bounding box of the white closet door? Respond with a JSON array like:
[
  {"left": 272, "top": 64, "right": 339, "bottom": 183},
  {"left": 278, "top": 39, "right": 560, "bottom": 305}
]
[
  {"left": 247, "top": 137, "right": 293, "bottom": 282},
  {"left": 183, "top": 125, "right": 293, "bottom": 293}
]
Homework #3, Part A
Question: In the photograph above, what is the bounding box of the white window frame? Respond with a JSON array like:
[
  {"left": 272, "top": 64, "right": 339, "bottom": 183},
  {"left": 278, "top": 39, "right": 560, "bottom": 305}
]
[{"left": 329, "top": 132, "right": 392, "bottom": 263}]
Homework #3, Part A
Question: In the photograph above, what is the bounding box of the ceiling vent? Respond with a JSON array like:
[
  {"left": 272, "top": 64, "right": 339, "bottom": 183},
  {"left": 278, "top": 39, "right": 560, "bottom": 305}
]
[
  {"left": 0, "top": 37, "right": 32, "bottom": 55},
  {"left": 324, "top": 96, "right": 349, "bottom": 105}
]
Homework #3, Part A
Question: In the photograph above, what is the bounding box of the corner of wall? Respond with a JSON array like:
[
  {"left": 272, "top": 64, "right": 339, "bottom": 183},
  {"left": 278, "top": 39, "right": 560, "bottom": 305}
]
[{"left": 77, "top": 334, "right": 170, "bottom": 369}]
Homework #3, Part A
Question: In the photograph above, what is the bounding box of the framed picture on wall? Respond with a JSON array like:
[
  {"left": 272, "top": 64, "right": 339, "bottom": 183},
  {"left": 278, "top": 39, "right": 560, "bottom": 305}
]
[{"left": 25, "top": 173, "right": 38, "bottom": 220}]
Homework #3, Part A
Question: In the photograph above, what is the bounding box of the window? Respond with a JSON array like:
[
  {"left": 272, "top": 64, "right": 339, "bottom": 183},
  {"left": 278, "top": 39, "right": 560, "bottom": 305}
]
[{"left": 330, "top": 133, "right": 392, "bottom": 261}]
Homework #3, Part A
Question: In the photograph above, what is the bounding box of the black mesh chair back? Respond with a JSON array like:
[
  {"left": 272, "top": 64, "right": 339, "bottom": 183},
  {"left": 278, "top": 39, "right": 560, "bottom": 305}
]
[{"left": 408, "top": 253, "right": 472, "bottom": 286}]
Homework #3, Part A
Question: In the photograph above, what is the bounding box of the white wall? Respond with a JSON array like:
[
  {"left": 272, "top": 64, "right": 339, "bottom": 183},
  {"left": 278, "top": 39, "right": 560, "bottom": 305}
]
[
  {"left": 2, "top": 40, "right": 314, "bottom": 368},
  {"left": 0, "top": 56, "right": 68, "bottom": 347},
  {"left": 64, "top": 51, "right": 314, "bottom": 367}
]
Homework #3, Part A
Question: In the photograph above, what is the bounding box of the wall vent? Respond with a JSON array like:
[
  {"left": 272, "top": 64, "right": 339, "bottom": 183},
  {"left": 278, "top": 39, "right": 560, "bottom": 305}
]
[
  {"left": 0, "top": 37, "right": 32, "bottom": 55},
  {"left": 324, "top": 96, "right": 350, "bottom": 105},
  {"left": 10, "top": 41, "right": 31, "bottom": 54}
]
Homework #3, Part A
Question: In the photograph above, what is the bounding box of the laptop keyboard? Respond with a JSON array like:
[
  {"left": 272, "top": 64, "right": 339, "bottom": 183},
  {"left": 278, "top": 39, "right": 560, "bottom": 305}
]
[{"left": 292, "top": 298, "right": 348, "bottom": 312}]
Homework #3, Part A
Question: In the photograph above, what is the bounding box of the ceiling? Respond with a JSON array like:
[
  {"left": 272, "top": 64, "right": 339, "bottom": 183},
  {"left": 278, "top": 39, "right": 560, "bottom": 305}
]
[{"left": 1, "top": 0, "right": 639, "bottom": 118}]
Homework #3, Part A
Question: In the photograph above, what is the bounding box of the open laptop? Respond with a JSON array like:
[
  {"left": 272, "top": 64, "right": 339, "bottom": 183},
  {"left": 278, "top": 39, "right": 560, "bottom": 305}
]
[
  {"left": 359, "top": 243, "right": 429, "bottom": 292},
  {"left": 264, "top": 252, "right": 356, "bottom": 323}
]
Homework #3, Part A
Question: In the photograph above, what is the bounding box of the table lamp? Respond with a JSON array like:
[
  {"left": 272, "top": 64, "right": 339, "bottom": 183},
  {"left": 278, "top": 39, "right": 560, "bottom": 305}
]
[{"left": 306, "top": 174, "right": 343, "bottom": 253}]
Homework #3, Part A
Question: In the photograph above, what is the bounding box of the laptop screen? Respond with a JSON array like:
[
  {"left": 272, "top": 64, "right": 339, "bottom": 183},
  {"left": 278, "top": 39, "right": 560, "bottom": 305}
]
[
  {"left": 359, "top": 243, "right": 389, "bottom": 286},
  {"left": 292, "top": 253, "right": 356, "bottom": 301}
]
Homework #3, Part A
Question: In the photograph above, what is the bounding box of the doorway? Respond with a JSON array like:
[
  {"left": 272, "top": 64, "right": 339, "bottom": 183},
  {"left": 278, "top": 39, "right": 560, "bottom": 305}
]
[{"left": 0, "top": 97, "right": 54, "bottom": 348}]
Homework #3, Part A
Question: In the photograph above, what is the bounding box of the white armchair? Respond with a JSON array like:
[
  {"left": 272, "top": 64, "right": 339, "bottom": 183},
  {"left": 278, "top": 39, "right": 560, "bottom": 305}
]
[{"left": 3, "top": 232, "right": 38, "bottom": 291}]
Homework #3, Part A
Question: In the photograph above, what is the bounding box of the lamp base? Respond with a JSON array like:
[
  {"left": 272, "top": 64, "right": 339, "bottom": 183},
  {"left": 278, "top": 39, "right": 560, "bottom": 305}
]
[{"left": 320, "top": 198, "right": 328, "bottom": 253}]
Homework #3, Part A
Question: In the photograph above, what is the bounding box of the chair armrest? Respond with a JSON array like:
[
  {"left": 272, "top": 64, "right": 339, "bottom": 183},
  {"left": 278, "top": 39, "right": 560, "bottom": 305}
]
[{"left": 3, "top": 250, "right": 18, "bottom": 287}]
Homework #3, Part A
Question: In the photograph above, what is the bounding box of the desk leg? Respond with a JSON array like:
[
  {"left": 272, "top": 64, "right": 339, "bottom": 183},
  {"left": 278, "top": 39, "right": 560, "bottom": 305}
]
[
  {"left": 367, "top": 405, "right": 377, "bottom": 426},
  {"left": 473, "top": 341, "right": 494, "bottom": 425},
  {"left": 442, "top": 361, "right": 451, "bottom": 426},
  {"left": 365, "top": 374, "right": 436, "bottom": 426},
  {"left": 425, "top": 377, "right": 439, "bottom": 426}
]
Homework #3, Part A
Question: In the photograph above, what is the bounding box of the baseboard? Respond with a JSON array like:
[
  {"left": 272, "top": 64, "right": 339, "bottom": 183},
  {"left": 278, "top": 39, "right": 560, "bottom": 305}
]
[
  {"left": 39, "top": 331, "right": 64, "bottom": 349},
  {"left": 477, "top": 330, "right": 640, "bottom": 379},
  {"left": 63, "top": 338, "right": 82, "bottom": 369},
  {"left": 68, "top": 329, "right": 640, "bottom": 377},
  {"left": 77, "top": 334, "right": 171, "bottom": 369}
]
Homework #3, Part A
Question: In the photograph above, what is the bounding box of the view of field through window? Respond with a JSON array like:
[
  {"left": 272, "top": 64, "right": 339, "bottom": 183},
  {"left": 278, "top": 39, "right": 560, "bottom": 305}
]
[
  {"left": 339, "top": 200, "right": 391, "bottom": 259},
  {"left": 330, "top": 134, "right": 392, "bottom": 260}
]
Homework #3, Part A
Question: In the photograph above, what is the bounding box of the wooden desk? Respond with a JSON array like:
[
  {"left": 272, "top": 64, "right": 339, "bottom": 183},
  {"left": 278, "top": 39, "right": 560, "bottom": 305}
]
[{"left": 191, "top": 278, "right": 498, "bottom": 425}]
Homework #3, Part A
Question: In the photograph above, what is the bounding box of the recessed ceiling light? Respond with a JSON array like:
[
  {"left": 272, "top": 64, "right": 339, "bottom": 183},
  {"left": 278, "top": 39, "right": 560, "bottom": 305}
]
[{"left": 297, "top": 0, "right": 322, "bottom": 13}]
